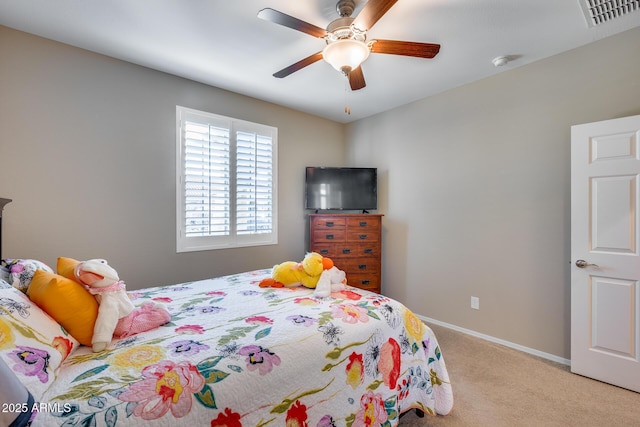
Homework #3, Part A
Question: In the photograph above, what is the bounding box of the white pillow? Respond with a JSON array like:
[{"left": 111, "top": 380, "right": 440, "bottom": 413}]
[
  {"left": 1, "top": 259, "right": 54, "bottom": 293},
  {"left": 0, "top": 286, "right": 80, "bottom": 400}
]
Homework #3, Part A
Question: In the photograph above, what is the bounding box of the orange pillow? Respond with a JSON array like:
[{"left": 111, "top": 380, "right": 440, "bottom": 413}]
[
  {"left": 27, "top": 269, "right": 98, "bottom": 346},
  {"left": 57, "top": 257, "right": 81, "bottom": 282}
]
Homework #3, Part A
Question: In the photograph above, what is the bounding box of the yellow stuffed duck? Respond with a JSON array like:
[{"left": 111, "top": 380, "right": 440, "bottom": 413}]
[
  {"left": 75, "top": 259, "right": 171, "bottom": 352},
  {"left": 259, "top": 252, "right": 334, "bottom": 289}
]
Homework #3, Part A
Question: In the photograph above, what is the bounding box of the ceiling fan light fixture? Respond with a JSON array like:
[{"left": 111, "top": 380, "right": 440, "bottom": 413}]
[{"left": 322, "top": 39, "right": 370, "bottom": 74}]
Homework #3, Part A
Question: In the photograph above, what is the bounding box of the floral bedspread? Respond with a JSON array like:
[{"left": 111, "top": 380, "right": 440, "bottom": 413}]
[{"left": 33, "top": 269, "right": 453, "bottom": 426}]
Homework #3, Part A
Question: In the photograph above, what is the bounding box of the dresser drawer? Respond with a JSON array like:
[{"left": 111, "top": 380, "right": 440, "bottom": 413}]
[
  {"left": 311, "top": 216, "right": 347, "bottom": 229},
  {"left": 313, "top": 229, "right": 347, "bottom": 244},
  {"left": 346, "top": 274, "right": 380, "bottom": 291},
  {"left": 333, "top": 243, "right": 380, "bottom": 258},
  {"left": 310, "top": 243, "right": 335, "bottom": 257},
  {"left": 312, "top": 229, "right": 346, "bottom": 243},
  {"left": 339, "top": 258, "right": 380, "bottom": 274},
  {"left": 346, "top": 230, "right": 379, "bottom": 242},
  {"left": 347, "top": 217, "right": 381, "bottom": 230}
]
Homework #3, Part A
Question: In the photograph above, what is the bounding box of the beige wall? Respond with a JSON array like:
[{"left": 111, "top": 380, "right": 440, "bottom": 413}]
[
  {"left": 0, "top": 26, "right": 345, "bottom": 289},
  {"left": 2, "top": 23, "right": 640, "bottom": 360},
  {"left": 346, "top": 26, "right": 640, "bottom": 359}
]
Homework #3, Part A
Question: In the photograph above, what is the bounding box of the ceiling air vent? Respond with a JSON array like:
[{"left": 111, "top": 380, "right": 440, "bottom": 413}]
[{"left": 579, "top": 0, "right": 640, "bottom": 27}]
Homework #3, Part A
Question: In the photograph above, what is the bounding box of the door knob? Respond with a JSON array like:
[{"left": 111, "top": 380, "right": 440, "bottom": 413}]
[{"left": 575, "top": 259, "right": 598, "bottom": 268}]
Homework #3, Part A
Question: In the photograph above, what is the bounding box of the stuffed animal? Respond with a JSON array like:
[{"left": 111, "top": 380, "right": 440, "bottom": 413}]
[
  {"left": 259, "top": 252, "right": 334, "bottom": 289},
  {"left": 74, "top": 259, "right": 171, "bottom": 352},
  {"left": 313, "top": 266, "right": 348, "bottom": 298}
]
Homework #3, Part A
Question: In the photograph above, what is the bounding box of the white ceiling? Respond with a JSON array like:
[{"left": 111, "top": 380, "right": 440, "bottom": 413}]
[{"left": 1, "top": 0, "right": 639, "bottom": 123}]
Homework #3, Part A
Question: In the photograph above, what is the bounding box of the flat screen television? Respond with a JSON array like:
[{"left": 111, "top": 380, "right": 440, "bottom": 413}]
[{"left": 305, "top": 167, "right": 377, "bottom": 211}]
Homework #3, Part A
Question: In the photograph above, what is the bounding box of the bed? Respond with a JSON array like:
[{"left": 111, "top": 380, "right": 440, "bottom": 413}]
[{"left": 1, "top": 255, "right": 453, "bottom": 426}]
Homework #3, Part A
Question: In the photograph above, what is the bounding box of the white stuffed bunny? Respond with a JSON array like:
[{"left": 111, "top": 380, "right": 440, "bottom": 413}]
[
  {"left": 313, "top": 266, "right": 347, "bottom": 298},
  {"left": 75, "top": 259, "right": 171, "bottom": 352}
]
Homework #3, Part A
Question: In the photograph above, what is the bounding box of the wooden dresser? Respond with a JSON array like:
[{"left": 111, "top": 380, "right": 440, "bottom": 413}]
[{"left": 309, "top": 214, "right": 383, "bottom": 293}]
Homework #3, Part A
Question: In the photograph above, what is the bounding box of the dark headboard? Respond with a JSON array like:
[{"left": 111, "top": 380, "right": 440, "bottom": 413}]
[{"left": 0, "top": 198, "right": 12, "bottom": 259}]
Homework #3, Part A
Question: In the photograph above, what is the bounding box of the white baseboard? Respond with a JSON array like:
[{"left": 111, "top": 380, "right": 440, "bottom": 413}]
[{"left": 419, "top": 315, "right": 571, "bottom": 366}]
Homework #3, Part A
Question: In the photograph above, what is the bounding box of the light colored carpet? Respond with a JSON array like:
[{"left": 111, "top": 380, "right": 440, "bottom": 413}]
[{"left": 400, "top": 323, "right": 640, "bottom": 426}]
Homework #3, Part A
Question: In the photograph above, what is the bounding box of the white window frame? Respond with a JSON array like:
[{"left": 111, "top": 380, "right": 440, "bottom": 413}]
[{"left": 176, "top": 106, "right": 278, "bottom": 252}]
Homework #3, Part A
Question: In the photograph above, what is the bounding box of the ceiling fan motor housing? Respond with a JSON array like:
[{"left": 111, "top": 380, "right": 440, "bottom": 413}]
[{"left": 326, "top": 17, "right": 365, "bottom": 42}]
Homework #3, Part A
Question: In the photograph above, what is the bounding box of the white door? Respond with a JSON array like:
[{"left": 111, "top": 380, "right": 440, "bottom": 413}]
[{"left": 571, "top": 114, "right": 640, "bottom": 392}]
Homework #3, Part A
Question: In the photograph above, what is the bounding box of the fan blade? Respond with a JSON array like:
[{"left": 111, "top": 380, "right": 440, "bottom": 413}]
[
  {"left": 349, "top": 67, "right": 366, "bottom": 91},
  {"left": 370, "top": 39, "right": 440, "bottom": 58},
  {"left": 258, "top": 8, "right": 327, "bottom": 38},
  {"left": 352, "top": 0, "right": 398, "bottom": 31},
  {"left": 273, "top": 52, "right": 324, "bottom": 78}
]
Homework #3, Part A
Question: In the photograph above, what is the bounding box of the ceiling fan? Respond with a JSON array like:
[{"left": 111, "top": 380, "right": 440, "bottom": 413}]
[{"left": 257, "top": 0, "right": 441, "bottom": 91}]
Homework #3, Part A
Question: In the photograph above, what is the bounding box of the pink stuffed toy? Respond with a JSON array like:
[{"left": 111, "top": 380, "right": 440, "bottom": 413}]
[{"left": 74, "top": 259, "right": 171, "bottom": 352}]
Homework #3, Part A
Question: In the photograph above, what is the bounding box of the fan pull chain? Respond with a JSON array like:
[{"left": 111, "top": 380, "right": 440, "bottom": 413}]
[{"left": 344, "top": 79, "right": 351, "bottom": 115}]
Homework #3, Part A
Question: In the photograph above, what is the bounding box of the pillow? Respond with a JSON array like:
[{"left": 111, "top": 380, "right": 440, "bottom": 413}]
[
  {"left": 0, "top": 259, "right": 54, "bottom": 293},
  {"left": 27, "top": 270, "right": 98, "bottom": 346},
  {"left": 56, "top": 257, "right": 80, "bottom": 282},
  {"left": 0, "top": 286, "right": 80, "bottom": 400},
  {"left": 0, "top": 264, "right": 7, "bottom": 282}
]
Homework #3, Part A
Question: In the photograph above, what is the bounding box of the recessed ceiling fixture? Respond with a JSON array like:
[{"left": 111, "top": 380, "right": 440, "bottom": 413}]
[
  {"left": 492, "top": 56, "right": 509, "bottom": 67},
  {"left": 579, "top": 0, "right": 639, "bottom": 27},
  {"left": 257, "top": 0, "right": 441, "bottom": 91}
]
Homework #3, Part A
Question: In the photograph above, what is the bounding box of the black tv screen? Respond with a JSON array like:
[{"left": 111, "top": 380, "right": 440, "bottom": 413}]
[{"left": 305, "top": 167, "right": 377, "bottom": 211}]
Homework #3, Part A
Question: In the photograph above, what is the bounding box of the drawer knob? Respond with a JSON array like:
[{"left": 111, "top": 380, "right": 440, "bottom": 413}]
[
  {"left": 320, "top": 249, "right": 329, "bottom": 255},
  {"left": 359, "top": 234, "right": 367, "bottom": 240},
  {"left": 359, "top": 221, "right": 367, "bottom": 227},
  {"left": 342, "top": 248, "right": 351, "bottom": 254},
  {"left": 361, "top": 280, "right": 370, "bottom": 285},
  {"left": 326, "top": 234, "right": 334, "bottom": 240},
  {"left": 326, "top": 221, "right": 334, "bottom": 227},
  {"left": 358, "top": 264, "right": 366, "bottom": 270},
  {"left": 363, "top": 248, "right": 373, "bottom": 254}
]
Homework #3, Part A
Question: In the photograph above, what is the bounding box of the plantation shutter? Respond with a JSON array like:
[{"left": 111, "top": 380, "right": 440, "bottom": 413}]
[
  {"left": 236, "top": 131, "right": 273, "bottom": 235},
  {"left": 177, "top": 106, "right": 277, "bottom": 252},
  {"left": 183, "top": 120, "right": 230, "bottom": 237}
]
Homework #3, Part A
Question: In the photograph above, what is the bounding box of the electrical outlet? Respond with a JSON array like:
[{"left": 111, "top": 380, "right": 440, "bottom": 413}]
[{"left": 471, "top": 296, "right": 480, "bottom": 310}]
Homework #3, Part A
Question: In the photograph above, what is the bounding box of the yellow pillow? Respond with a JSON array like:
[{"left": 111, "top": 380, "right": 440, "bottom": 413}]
[
  {"left": 27, "top": 269, "right": 98, "bottom": 346},
  {"left": 57, "top": 257, "right": 81, "bottom": 282}
]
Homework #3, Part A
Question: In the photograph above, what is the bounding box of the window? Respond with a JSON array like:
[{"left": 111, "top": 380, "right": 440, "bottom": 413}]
[{"left": 176, "top": 106, "right": 277, "bottom": 252}]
